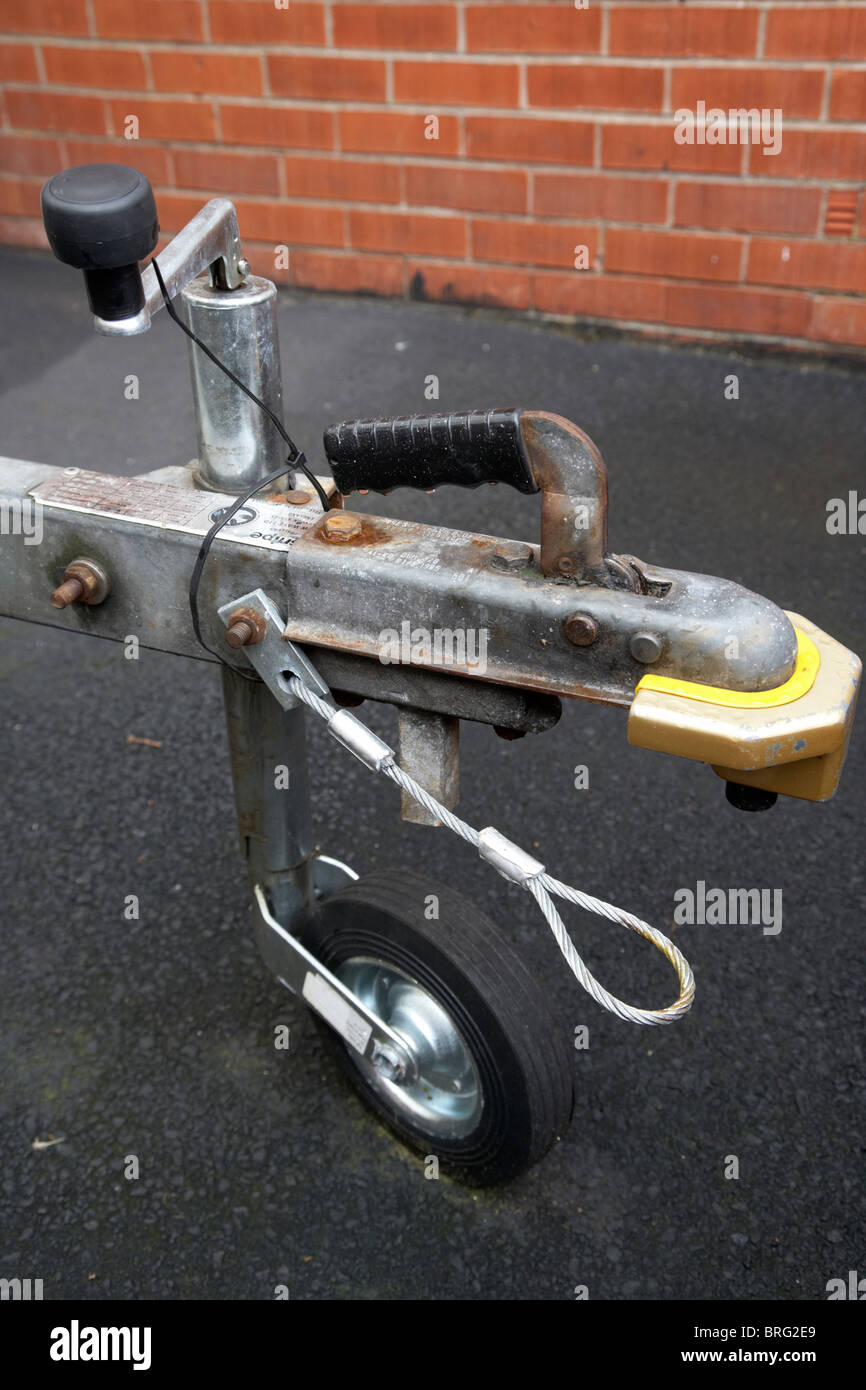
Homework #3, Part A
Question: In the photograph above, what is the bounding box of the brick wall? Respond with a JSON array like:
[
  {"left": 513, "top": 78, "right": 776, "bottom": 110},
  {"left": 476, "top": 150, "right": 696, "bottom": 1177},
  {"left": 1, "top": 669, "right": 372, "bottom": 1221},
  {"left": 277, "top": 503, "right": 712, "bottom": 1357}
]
[{"left": 1, "top": 1, "right": 865, "bottom": 351}]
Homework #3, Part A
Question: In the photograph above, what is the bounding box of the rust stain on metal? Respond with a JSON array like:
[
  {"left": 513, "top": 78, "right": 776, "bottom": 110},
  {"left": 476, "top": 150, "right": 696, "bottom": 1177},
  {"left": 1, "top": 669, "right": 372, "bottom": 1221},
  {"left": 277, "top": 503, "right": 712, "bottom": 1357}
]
[{"left": 315, "top": 514, "right": 395, "bottom": 547}]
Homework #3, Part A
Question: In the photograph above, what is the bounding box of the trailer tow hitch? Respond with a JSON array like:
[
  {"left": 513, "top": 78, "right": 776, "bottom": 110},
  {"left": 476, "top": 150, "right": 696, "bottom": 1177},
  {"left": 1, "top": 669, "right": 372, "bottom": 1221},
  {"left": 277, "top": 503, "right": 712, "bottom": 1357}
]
[{"left": 1, "top": 163, "right": 858, "bottom": 1183}]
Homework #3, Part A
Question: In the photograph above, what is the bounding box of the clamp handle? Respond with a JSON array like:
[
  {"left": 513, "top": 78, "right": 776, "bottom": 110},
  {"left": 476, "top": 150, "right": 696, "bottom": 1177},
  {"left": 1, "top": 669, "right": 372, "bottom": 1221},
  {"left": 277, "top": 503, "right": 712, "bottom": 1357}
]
[
  {"left": 324, "top": 408, "right": 613, "bottom": 585},
  {"left": 41, "top": 164, "right": 159, "bottom": 323},
  {"left": 324, "top": 409, "right": 539, "bottom": 497}
]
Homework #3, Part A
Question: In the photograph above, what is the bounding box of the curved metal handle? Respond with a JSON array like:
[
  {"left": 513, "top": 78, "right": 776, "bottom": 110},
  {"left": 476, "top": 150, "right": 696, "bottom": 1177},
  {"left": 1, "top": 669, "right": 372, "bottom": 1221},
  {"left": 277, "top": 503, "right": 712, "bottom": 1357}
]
[{"left": 324, "top": 407, "right": 611, "bottom": 584}]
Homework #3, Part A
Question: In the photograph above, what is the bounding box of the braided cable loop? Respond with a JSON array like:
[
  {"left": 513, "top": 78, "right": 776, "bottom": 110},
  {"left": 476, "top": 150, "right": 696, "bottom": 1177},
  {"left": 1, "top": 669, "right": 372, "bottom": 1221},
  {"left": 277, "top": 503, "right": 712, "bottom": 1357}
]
[
  {"left": 287, "top": 675, "right": 694, "bottom": 1026},
  {"left": 527, "top": 876, "right": 695, "bottom": 1027}
]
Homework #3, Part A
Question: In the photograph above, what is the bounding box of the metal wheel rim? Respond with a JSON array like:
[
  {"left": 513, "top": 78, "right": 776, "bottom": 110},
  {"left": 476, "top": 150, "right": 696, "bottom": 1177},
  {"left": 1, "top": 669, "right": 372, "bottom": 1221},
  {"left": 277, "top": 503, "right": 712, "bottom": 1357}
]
[{"left": 335, "top": 956, "right": 484, "bottom": 1140}]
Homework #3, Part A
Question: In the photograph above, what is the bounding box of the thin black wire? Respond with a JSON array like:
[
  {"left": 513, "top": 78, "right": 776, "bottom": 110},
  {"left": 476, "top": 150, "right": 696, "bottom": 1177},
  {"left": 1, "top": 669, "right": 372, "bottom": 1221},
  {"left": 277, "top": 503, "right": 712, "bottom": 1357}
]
[
  {"left": 150, "top": 255, "right": 331, "bottom": 670},
  {"left": 187, "top": 462, "right": 298, "bottom": 673}
]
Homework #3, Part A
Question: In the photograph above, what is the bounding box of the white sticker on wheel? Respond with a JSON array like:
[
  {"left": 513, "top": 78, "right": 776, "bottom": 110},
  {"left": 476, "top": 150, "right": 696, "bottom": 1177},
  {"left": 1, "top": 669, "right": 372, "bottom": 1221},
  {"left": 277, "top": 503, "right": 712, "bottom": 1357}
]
[{"left": 302, "top": 972, "right": 373, "bottom": 1056}]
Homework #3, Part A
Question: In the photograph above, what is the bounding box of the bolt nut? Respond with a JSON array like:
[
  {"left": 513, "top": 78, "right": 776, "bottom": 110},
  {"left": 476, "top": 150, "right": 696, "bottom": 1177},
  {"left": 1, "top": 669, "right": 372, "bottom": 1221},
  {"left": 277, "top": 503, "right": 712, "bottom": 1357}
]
[
  {"left": 371, "top": 1042, "right": 407, "bottom": 1083},
  {"left": 564, "top": 613, "right": 598, "bottom": 647},
  {"left": 557, "top": 556, "right": 577, "bottom": 576},
  {"left": 50, "top": 557, "right": 109, "bottom": 609},
  {"left": 630, "top": 631, "right": 664, "bottom": 664},
  {"left": 225, "top": 607, "right": 266, "bottom": 649},
  {"left": 322, "top": 512, "right": 362, "bottom": 542},
  {"left": 489, "top": 541, "right": 534, "bottom": 573}
]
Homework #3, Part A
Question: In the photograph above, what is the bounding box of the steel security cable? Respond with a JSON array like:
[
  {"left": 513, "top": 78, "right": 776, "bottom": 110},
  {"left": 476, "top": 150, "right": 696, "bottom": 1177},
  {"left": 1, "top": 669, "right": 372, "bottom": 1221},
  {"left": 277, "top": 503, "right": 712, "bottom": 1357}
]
[{"left": 288, "top": 674, "right": 695, "bottom": 1027}]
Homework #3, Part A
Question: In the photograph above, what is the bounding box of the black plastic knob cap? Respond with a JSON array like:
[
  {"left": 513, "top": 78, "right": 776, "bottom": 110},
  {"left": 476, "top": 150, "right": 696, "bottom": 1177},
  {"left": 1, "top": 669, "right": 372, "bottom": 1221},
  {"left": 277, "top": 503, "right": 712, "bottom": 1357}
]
[
  {"left": 41, "top": 163, "right": 158, "bottom": 271},
  {"left": 41, "top": 164, "right": 159, "bottom": 322}
]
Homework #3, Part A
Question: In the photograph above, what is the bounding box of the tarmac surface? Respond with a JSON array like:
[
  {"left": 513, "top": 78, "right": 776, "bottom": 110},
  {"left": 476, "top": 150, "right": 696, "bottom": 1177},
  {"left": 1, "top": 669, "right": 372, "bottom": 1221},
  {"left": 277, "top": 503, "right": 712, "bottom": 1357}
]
[{"left": 1, "top": 245, "right": 864, "bottom": 1300}]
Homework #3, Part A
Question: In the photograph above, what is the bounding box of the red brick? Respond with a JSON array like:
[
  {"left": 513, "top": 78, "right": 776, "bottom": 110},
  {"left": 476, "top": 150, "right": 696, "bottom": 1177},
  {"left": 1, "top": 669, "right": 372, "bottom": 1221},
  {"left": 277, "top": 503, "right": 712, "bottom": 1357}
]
[
  {"left": 409, "top": 260, "right": 532, "bottom": 311},
  {"left": 0, "top": 0, "right": 88, "bottom": 35},
  {"left": 535, "top": 172, "right": 667, "bottom": 223},
  {"left": 150, "top": 191, "right": 206, "bottom": 231},
  {"left": 43, "top": 45, "right": 149, "bottom": 90},
  {"left": 607, "top": 228, "right": 743, "bottom": 282},
  {"left": 0, "top": 177, "right": 42, "bottom": 217},
  {"left": 609, "top": 5, "right": 759, "bottom": 58},
  {"left": 66, "top": 138, "right": 170, "bottom": 185},
  {"left": 209, "top": 2, "right": 324, "bottom": 46},
  {"left": 332, "top": 5, "right": 456, "bottom": 50},
  {"left": 349, "top": 209, "right": 466, "bottom": 258},
  {"left": 151, "top": 50, "right": 263, "bottom": 96},
  {"left": 466, "top": 116, "right": 594, "bottom": 166},
  {"left": 603, "top": 122, "right": 742, "bottom": 174},
  {"left": 808, "top": 296, "right": 866, "bottom": 347},
  {"left": 765, "top": 7, "right": 866, "bottom": 60},
  {"left": 465, "top": 4, "right": 601, "bottom": 54},
  {"left": 234, "top": 198, "right": 345, "bottom": 247},
  {"left": 830, "top": 72, "right": 866, "bottom": 123},
  {"left": 529, "top": 64, "right": 664, "bottom": 113},
  {"left": 5, "top": 89, "right": 107, "bottom": 135},
  {"left": 751, "top": 130, "right": 866, "bottom": 182},
  {"left": 0, "top": 44, "right": 39, "bottom": 83},
  {"left": 0, "top": 214, "right": 47, "bottom": 248},
  {"left": 747, "top": 239, "right": 866, "bottom": 296},
  {"left": 107, "top": 97, "right": 216, "bottom": 142},
  {"left": 222, "top": 103, "right": 333, "bottom": 150},
  {"left": 406, "top": 164, "right": 526, "bottom": 214},
  {"left": 671, "top": 66, "right": 824, "bottom": 121},
  {"left": 473, "top": 217, "right": 597, "bottom": 270},
  {"left": 0, "top": 134, "right": 62, "bottom": 176},
  {"left": 825, "top": 189, "right": 860, "bottom": 238},
  {"left": 533, "top": 270, "right": 665, "bottom": 323},
  {"left": 288, "top": 250, "right": 405, "bottom": 297},
  {"left": 674, "top": 180, "right": 821, "bottom": 236},
  {"left": 664, "top": 283, "right": 810, "bottom": 337},
  {"left": 339, "top": 111, "right": 460, "bottom": 157},
  {"left": 393, "top": 61, "right": 519, "bottom": 109},
  {"left": 93, "top": 0, "right": 203, "bottom": 41},
  {"left": 284, "top": 156, "right": 401, "bottom": 204},
  {"left": 174, "top": 148, "right": 281, "bottom": 197},
  {"left": 268, "top": 55, "right": 385, "bottom": 103}
]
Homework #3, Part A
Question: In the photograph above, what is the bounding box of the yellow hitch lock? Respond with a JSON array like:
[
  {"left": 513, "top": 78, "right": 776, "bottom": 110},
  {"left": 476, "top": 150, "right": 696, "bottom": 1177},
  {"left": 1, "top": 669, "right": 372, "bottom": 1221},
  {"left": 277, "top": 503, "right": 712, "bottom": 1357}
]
[{"left": 627, "top": 612, "right": 861, "bottom": 803}]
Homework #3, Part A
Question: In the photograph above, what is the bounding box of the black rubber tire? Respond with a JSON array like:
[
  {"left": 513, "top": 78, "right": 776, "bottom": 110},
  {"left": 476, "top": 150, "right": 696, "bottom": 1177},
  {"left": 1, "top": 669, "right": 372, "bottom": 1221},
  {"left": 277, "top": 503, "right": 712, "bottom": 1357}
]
[{"left": 300, "top": 870, "right": 574, "bottom": 1186}]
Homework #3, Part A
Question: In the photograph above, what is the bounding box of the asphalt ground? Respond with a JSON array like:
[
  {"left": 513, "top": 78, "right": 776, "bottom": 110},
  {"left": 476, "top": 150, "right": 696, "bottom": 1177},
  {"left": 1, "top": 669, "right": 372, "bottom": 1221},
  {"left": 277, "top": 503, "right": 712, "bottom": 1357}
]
[{"left": 0, "top": 246, "right": 864, "bottom": 1301}]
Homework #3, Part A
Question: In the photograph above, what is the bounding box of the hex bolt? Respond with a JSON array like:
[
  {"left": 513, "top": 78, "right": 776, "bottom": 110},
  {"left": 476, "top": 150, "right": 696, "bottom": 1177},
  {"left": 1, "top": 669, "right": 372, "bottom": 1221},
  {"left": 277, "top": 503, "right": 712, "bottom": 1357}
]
[
  {"left": 322, "top": 512, "right": 362, "bottom": 542},
  {"left": 489, "top": 541, "right": 534, "bottom": 573},
  {"left": 50, "top": 557, "right": 109, "bottom": 609},
  {"left": 50, "top": 576, "right": 84, "bottom": 609},
  {"left": 630, "top": 631, "right": 664, "bottom": 664},
  {"left": 225, "top": 608, "right": 266, "bottom": 649},
  {"left": 564, "top": 613, "right": 598, "bottom": 647}
]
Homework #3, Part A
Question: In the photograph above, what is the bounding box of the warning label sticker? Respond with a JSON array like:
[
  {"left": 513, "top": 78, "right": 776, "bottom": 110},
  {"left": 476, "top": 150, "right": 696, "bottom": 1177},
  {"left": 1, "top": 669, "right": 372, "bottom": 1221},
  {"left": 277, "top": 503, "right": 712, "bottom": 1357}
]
[{"left": 30, "top": 469, "right": 323, "bottom": 552}]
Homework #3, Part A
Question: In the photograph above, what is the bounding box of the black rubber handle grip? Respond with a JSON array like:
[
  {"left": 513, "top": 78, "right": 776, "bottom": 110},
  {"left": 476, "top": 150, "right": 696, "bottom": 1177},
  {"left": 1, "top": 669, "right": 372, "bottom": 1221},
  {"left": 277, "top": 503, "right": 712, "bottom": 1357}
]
[{"left": 323, "top": 409, "right": 539, "bottom": 496}]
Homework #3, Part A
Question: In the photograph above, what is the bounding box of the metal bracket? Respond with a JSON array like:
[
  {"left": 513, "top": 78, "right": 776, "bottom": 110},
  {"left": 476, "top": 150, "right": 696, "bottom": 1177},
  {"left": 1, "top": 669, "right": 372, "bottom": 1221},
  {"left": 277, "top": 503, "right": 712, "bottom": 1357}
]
[
  {"left": 216, "top": 588, "right": 334, "bottom": 708},
  {"left": 253, "top": 885, "right": 417, "bottom": 1082}
]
